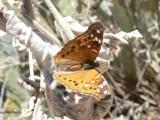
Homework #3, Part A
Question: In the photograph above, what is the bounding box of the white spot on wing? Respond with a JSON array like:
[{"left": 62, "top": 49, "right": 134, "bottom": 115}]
[
  {"left": 95, "top": 37, "right": 98, "bottom": 41},
  {"left": 91, "top": 80, "right": 96, "bottom": 83},
  {"left": 98, "top": 39, "right": 101, "bottom": 44},
  {"left": 104, "top": 90, "right": 109, "bottom": 95},
  {"left": 92, "top": 49, "right": 98, "bottom": 53},
  {"left": 91, "top": 34, "right": 94, "bottom": 38},
  {"left": 98, "top": 84, "right": 104, "bottom": 89},
  {"left": 97, "top": 88, "right": 100, "bottom": 93},
  {"left": 87, "top": 45, "right": 91, "bottom": 48},
  {"left": 96, "top": 29, "right": 101, "bottom": 34},
  {"left": 84, "top": 83, "right": 90, "bottom": 87},
  {"left": 103, "top": 81, "right": 107, "bottom": 86}
]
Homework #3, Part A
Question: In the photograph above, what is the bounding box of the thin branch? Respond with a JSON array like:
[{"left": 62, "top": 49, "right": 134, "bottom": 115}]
[
  {"left": 44, "top": 0, "right": 75, "bottom": 44},
  {"left": 21, "top": 0, "right": 34, "bottom": 20},
  {"left": 20, "top": 75, "right": 40, "bottom": 89}
]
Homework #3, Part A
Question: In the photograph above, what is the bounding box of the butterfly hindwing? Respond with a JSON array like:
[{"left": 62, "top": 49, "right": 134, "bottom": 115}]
[
  {"left": 54, "top": 69, "right": 110, "bottom": 99},
  {"left": 54, "top": 22, "right": 104, "bottom": 64}
]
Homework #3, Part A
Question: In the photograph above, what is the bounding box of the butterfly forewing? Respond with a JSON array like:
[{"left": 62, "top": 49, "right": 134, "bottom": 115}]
[
  {"left": 54, "top": 22, "right": 104, "bottom": 64},
  {"left": 54, "top": 69, "right": 111, "bottom": 99}
]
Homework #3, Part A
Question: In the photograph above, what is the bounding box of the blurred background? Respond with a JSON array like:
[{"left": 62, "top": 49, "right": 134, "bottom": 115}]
[{"left": 0, "top": 0, "right": 159, "bottom": 119}]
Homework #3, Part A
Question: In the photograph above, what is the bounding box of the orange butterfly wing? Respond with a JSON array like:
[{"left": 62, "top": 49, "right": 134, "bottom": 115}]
[
  {"left": 54, "top": 69, "right": 111, "bottom": 99},
  {"left": 54, "top": 22, "right": 104, "bottom": 65}
]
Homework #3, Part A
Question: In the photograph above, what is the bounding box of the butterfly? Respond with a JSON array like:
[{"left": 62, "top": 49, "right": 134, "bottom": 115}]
[{"left": 53, "top": 22, "right": 111, "bottom": 99}]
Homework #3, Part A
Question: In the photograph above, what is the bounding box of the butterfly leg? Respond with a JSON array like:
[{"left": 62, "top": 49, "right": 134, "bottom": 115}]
[{"left": 64, "top": 64, "right": 82, "bottom": 71}]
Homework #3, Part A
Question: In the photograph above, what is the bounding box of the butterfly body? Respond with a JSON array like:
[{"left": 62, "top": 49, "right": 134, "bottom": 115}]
[{"left": 54, "top": 22, "right": 111, "bottom": 99}]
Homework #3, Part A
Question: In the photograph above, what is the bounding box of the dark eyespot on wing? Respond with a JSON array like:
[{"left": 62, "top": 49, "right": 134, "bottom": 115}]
[
  {"left": 62, "top": 55, "right": 65, "bottom": 57},
  {"left": 89, "top": 87, "right": 93, "bottom": 90},
  {"left": 70, "top": 49, "right": 74, "bottom": 52},
  {"left": 87, "top": 36, "right": 91, "bottom": 39},
  {"left": 75, "top": 83, "right": 78, "bottom": 86},
  {"left": 71, "top": 46, "right": 75, "bottom": 49},
  {"left": 66, "top": 52, "right": 70, "bottom": 54},
  {"left": 84, "top": 39, "right": 87, "bottom": 41}
]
